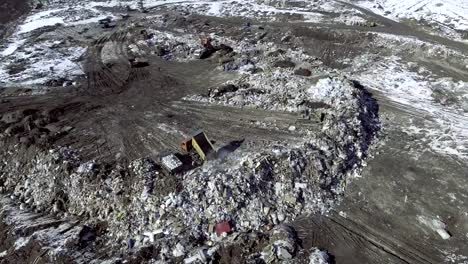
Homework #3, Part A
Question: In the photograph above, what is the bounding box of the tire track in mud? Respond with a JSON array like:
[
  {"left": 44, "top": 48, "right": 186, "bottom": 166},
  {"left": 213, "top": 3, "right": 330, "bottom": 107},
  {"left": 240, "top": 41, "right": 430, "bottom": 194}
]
[
  {"left": 293, "top": 213, "right": 439, "bottom": 264},
  {"left": 70, "top": 25, "right": 325, "bottom": 160},
  {"left": 0, "top": 16, "right": 330, "bottom": 161},
  {"left": 85, "top": 30, "right": 132, "bottom": 96},
  {"left": 171, "top": 100, "right": 321, "bottom": 144}
]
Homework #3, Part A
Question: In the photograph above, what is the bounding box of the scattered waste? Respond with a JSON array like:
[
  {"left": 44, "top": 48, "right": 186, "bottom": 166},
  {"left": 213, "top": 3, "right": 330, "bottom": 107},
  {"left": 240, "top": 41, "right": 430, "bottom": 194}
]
[
  {"left": 308, "top": 247, "right": 330, "bottom": 264},
  {"left": 418, "top": 215, "right": 452, "bottom": 240},
  {"left": 161, "top": 154, "right": 183, "bottom": 174}
]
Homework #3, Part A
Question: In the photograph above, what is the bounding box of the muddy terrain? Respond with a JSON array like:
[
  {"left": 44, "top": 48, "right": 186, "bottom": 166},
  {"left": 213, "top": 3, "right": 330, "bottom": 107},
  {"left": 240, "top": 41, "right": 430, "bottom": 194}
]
[
  {"left": 0, "top": 0, "right": 467, "bottom": 263},
  {"left": 0, "top": 0, "right": 29, "bottom": 38}
]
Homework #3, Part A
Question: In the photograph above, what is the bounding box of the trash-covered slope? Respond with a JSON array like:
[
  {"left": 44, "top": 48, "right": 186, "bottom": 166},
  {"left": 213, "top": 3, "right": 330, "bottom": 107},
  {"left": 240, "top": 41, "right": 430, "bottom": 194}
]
[{"left": 0, "top": 21, "right": 380, "bottom": 261}]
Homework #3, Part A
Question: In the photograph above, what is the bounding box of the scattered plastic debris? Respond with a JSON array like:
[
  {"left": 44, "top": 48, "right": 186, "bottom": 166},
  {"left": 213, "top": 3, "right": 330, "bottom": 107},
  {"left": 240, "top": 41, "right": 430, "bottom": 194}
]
[{"left": 418, "top": 215, "right": 452, "bottom": 240}]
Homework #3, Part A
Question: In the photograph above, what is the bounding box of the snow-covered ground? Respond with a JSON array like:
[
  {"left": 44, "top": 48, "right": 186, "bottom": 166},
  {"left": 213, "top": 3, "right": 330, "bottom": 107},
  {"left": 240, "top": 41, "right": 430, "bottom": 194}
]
[
  {"left": 347, "top": 34, "right": 468, "bottom": 160},
  {"left": 348, "top": 0, "right": 468, "bottom": 39},
  {"left": 0, "top": 3, "right": 117, "bottom": 87}
]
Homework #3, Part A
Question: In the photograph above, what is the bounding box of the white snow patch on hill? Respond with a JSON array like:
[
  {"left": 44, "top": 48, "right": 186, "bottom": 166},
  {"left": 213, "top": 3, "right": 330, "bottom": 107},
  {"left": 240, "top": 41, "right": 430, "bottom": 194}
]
[
  {"left": 1, "top": 40, "right": 26, "bottom": 57},
  {"left": 350, "top": 53, "right": 468, "bottom": 160},
  {"left": 349, "top": 0, "right": 468, "bottom": 32},
  {"left": 0, "top": 3, "right": 116, "bottom": 87},
  {"left": 18, "top": 8, "right": 67, "bottom": 34}
]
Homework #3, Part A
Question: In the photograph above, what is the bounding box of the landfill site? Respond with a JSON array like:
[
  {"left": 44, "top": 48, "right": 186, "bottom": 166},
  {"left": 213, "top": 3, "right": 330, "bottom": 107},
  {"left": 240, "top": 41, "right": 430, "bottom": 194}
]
[{"left": 0, "top": 0, "right": 468, "bottom": 263}]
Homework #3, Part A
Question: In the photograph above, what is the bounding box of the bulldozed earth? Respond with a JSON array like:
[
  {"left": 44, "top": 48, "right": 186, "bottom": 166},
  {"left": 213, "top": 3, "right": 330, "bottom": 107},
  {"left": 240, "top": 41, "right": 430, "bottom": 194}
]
[{"left": 0, "top": 1, "right": 467, "bottom": 263}]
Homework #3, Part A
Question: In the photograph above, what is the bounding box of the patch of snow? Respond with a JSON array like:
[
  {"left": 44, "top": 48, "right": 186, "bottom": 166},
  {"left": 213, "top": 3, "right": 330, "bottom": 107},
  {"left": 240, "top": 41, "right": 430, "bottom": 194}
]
[
  {"left": 102, "top": 0, "right": 342, "bottom": 23},
  {"left": 0, "top": 0, "right": 360, "bottom": 87},
  {"left": 0, "top": 44, "right": 86, "bottom": 86},
  {"left": 347, "top": 0, "right": 468, "bottom": 38},
  {"left": 349, "top": 52, "right": 468, "bottom": 160},
  {"left": 19, "top": 17, "right": 64, "bottom": 34},
  {"left": 0, "top": 3, "right": 113, "bottom": 87},
  {"left": 308, "top": 77, "right": 345, "bottom": 102},
  {"left": 157, "top": 123, "right": 187, "bottom": 137},
  {"left": 16, "top": 8, "right": 67, "bottom": 34},
  {"left": 334, "top": 14, "right": 368, "bottom": 26},
  {"left": 417, "top": 215, "right": 451, "bottom": 239},
  {"left": 1, "top": 39, "right": 26, "bottom": 57},
  {"left": 207, "top": 1, "right": 223, "bottom": 15},
  {"left": 14, "top": 237, "right": 31, "bottom": 250},
  {"left": 309, "top": 248, "right": 330, "bottom": 264}
]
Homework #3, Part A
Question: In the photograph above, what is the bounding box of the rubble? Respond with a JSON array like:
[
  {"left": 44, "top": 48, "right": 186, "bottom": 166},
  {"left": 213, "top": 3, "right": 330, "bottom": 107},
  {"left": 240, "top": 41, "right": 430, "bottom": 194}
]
[
  {"left": 308, "top": 248, "right": 330, "bottom": 264},
  {"left": 161, "top": 154, "right": 183, "bottom": 174},
  {"left": 294, "top": 68, "right": 312, "bottom": 76},
  {"left": 0, "top": 8, "right": 381, "bottom": 263},
  {"left": 2, "top": 0, "right": 467, "bottom": 262},
  {"left": 209, "top": 84, "right": 239, "bottom": 98},
  {"left": 273, "top": 60, "right": 296, "bottom": 68},
  {"left": 261, "top": 225, "right": 299, "bottom": 263},
  {"left": 0, "top": 56, "right": 379, "bottom": 262}
]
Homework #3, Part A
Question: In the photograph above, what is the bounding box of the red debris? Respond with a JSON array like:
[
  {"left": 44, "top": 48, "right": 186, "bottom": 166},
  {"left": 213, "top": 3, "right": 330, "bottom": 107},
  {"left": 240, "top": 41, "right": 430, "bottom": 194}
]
[
  {"left": 200, "top": 36, "right": 213, "bottom": 49},
  {"left": 215, "top": 221, "right": 231, "bottom": 236}
]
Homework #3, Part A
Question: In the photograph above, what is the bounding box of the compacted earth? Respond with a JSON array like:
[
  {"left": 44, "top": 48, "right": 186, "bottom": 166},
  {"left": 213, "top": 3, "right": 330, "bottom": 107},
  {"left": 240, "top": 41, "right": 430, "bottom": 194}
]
[{"left": 0, "top": 0, "right": 467, "bottom": 263}]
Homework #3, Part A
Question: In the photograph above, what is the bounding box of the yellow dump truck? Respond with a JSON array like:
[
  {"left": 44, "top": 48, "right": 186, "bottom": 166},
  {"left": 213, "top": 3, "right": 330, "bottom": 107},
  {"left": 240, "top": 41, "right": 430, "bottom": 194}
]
[{"left": 180, "top": 131, "right": 215, "bottom": 160}]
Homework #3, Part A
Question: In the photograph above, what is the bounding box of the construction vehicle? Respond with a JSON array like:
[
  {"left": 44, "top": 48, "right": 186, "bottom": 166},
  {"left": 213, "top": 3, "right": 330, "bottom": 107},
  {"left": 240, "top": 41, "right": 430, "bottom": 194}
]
[{"left": 180, "top": 131, "right": 215, "bottom": 161}]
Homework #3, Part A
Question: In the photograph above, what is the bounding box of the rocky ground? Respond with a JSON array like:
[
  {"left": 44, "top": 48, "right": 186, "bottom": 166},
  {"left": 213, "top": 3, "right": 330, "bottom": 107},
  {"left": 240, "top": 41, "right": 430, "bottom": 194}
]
[{"left": 0, "top": 0, "right": 467, "bottom": 264}]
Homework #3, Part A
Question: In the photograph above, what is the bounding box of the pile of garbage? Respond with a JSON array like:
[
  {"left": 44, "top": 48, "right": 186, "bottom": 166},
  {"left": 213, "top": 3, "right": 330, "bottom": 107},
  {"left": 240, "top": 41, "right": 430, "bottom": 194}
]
[
  {"left": 260, "top": 225, "right": 300, "bottom": 262},
  {"left": 308, "top": 248, "right": 331, "bottom": 264},
  {"left": 0, "top": 26, "right": 380, "bottom": 263}
]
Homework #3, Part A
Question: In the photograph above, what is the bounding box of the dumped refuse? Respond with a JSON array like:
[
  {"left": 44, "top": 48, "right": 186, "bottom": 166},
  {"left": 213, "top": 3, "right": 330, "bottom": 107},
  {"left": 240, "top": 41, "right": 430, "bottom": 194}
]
[
  {"left": 208, "top": 84, "right": 238, "bottom": 97},
  {"left": 199, "top": 36, "right": 216, "bottom": 59},
  {"left": 98, "top": 17, "right": 112, "bottom": 24},
  {"left": 308, "top": 248, "right": 331, "bottom": 264},
  {"left": 98, "top": 17, "right": 116, "bottom": 29},
  {"left": 161, "top": 154, "right": 183, "bottom": 174},
  {"left": 294, "top": 68, "right": 312, "bottom": 76},
  {"left": 273, "top": 60, "right": 296, "bottom": 68},
  {"left": 215, "top": 221, "right": 232, "bottom": 236},
  {"left": 262, "top": 225, "right": 299, "bottom": 263},
  {"left": 198, "top": 36, "right": 234, "bottom": 60}
]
